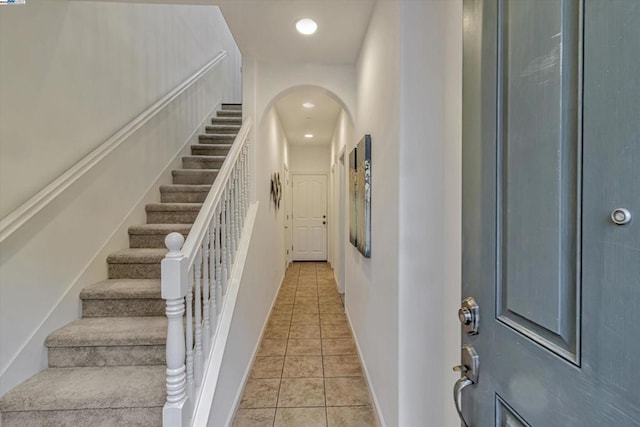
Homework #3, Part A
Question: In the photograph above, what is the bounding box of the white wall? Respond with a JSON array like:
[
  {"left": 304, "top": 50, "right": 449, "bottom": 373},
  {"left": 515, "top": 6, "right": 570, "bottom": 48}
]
[
  {"left": 397, "top": 1, "right": 462, "bottom": 426},
  {"left": 331, "top": 1, "right": 463, "bottom": 426},
  {"left": 0, "top": 0, "right": 240, "bottom": 217},
  {"left": 347, "top": 1, "right": 401, "bottom": 425},
  {"left": 0, "top": 1, "right": 241, "bottom": 395},
  {"left": 288, "top": 145, "right": 331, "bottom": 173}
]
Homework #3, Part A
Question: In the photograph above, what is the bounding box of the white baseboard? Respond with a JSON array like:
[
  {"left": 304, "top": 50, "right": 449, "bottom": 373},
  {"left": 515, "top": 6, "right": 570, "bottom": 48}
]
[
  {"left": 223, "top": 267, "right": 286, "bottom": 427},
  {"left": 345, "top": 308, "right": 388, "bottom": 427}
]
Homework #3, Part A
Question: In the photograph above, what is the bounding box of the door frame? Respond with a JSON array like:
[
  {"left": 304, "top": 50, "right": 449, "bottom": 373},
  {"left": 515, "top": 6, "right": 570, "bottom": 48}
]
[
  {"left": 283, "top": 164, "right": 292, "bottom": 267},
  {"left": 291, "top": 172, "right": 329, "bottom": 262},
  {"left": 337, "top": 147, "right": 347, "bottom": 293}
]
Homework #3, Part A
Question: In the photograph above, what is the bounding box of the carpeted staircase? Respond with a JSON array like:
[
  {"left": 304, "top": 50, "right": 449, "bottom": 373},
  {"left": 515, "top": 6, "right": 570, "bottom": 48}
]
[{"left": 0, "top": 104, "right": 242, "bottom": 426}]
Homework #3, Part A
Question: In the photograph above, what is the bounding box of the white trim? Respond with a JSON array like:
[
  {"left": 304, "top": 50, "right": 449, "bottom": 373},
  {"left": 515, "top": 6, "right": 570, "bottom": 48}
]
[
  {"left": 190, "top": 203, "right": 260, "bottom": 426},
  {"left": 0, "top": 99, "right": 222, "bottom": 381},
  {"left": 222, "top": 265, "right": 285, "bottom": 427},
  {"left": 0, "top": 51, "right": 228, "bottom": 243},
  {"left": 345, "top": 309, "right": 388, "bottom": 427}
]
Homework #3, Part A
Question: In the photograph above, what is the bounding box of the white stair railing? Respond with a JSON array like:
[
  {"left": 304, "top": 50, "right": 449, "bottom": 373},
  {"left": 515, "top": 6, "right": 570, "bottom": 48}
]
[{"left": 161, "top": 118, "right": 252, "bottom": 427}]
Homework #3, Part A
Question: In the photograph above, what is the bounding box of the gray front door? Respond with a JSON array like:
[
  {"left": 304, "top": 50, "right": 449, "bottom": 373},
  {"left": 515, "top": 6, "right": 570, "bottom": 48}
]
[{"left": 462, "top": 1, "right": 640, "bottom": 426}]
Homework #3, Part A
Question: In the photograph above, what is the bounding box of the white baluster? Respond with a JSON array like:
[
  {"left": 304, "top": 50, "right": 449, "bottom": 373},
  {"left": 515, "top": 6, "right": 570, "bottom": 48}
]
[
  {"left": 208, "top": 220, "right": 218, "bottom": 337},
  {"left": 162, "top": 232, "right": 189, "bottom": 427},
  {"left": 234, "top": 166, "right": 240, "bottom": 245},
  {"left": 239, "top": 158, "right": 245, "bottom": 229},
  {"left": 215, "top": 206, "right": 223, "bottom": 308},
  {"left": 230, "top": 180, "right": 237, "bottom": 263},
  {"left": 221, "top": 191, "right": 229, "bottom": 295},
  {"left": 244, "top": 144, "right": 250, "bottom": 208},
  {"left": 225, "top": 184, "right": 233, "bottom": 283},
  {"left": 202, "top": 233, "right": 211, "bottom": 352},
  {"left": 194, "top": 250, "right": 203, "bottom": 386},
  {"left": 185, "top": 267, "right": 194, "bottom": 404}
]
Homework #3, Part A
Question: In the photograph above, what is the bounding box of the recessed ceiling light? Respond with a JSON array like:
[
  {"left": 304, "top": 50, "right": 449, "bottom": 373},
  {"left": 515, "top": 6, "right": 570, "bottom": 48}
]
[
  {"left": 303, "top": 102, "right": 315, "bottom": 108},
  {"left": 296, "top": 18, "right": 318, "bottom": 35},
  {"left": 304, "top": 134, "right": 314, "bottom": 138}
]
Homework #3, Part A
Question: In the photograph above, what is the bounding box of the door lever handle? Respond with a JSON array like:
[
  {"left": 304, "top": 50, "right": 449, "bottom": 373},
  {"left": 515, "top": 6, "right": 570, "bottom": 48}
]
[
  {"left": 452, "top": 345, "right": 479, "bottom": 427},
  {"left": 453, "top": 376, "right": 473, "bottom": 427}
]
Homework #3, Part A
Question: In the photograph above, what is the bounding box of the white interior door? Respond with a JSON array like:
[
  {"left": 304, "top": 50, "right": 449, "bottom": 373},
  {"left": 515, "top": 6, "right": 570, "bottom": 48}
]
[{"left": 292, "top": 174, "right": 327, "bottom": 261}]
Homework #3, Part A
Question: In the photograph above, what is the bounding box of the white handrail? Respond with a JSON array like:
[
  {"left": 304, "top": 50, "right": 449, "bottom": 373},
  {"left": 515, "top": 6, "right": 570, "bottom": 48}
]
[
  {"left": 0, "top": 51, "right": 228, "bottom": 244},
  {"left": 161, "top": 116, "right": 252, "bottom": 427}
]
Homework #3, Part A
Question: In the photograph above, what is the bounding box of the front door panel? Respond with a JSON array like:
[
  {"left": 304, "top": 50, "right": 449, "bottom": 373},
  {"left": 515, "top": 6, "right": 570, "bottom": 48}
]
[{"left": 462, "top": 1, "right": 640, "bottom": 425}]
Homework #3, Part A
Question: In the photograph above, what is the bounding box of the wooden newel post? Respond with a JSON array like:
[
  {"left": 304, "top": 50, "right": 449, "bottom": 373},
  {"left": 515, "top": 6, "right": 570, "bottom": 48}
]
[{"left": 162, "top": 232, "right": 189, "bottom": 427}]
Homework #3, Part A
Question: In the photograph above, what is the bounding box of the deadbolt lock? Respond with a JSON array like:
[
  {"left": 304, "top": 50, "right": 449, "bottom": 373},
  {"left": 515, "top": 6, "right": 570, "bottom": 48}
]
[{"left": 458, "top": 297, "right": 479, "bottom": 335}]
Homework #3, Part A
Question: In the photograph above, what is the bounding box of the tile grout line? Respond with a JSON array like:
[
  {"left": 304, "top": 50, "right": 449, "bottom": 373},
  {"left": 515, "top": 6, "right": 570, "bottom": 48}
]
[
  {"left": 317, "top": 264, "right": 330, "bottom": 427},
  {"left": 272, "top": 264, "right": 299, "bottom": 426}
]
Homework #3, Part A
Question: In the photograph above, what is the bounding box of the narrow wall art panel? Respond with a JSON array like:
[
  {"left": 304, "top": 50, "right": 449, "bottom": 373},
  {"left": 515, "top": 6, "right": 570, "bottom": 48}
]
[
  {"left": 348, "top": 135, "right": 371, "bottom": 258},
  {"left": 356, "top": 135, "right": 371, "bottom": 258}
]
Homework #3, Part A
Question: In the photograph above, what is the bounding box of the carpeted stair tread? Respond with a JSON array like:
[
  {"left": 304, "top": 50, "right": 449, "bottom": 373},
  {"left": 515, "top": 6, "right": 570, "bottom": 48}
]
[
  {"left": 0, "top": 366, "right": 165, "bottom": 412},
  {"left": 145, "top": 202, "right": 203, "bottom": 212},
  {"left": 212, "top": 117, "right": 242, "bottom": 125},
  {"left": 171, "top": 169, "right": 220, "bottom": 175},
  {"left": 128, "top": 223, "right": 192, "bottom": 235},
  {"left": 182, "top": 155, "right": 226, "bottom": 169},
  {"left": 205, "top": 125, "right": 241, "bottom": 134},
  {"left": 199, "top": 134, "right": 236, "bottom": 143},
  {"left": 45, "top": 317, "right": 166, "bottom": 347},
  {"left": 160, "top": 185, "right": 211, "bottom": 203},
  {"left": 183, "top": 155, "right": 226, "bottom": 162},
  {"left": 160, "top": 184, "right": 212, "bottom": 193},
  {"left": 80, "top": 279, "right": 161, "bottom": 300},
  {"left": 217, "top": 110, "right": 242, "bottom": 117},
  {"left": 107, "top": 248, "right": 167, "bottom": 264}
]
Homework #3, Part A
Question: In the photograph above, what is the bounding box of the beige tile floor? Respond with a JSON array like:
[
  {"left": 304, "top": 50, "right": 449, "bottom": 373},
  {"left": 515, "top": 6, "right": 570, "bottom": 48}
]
[{"left": 233, "top": 262, "right": 379, "bottom": 427}]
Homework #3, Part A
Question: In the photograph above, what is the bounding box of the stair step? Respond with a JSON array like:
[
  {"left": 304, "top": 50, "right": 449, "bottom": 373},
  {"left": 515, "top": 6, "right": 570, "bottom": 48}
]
[
  {"left": 80, "top": 279, "right": 162, "bottom": 317},
  {"left": 160, "top": 184, "right": 211, "bottom": 203},
  {"left": 107, "top": 248, "right": 167, "bottom": 279},
  {"left": 221, "top": 103, "right": 242, "bottom": 111},
  {"left": 46, "top": 316, "right": 166, "bottom": 347},
  {"left": 205, "top": 125, "right": 241, "bottom": 134},
  {"left": 129, "top": 223, "right": 192, "bottom": 248},
  {"left": 172, "top": 168, "right": 218, "bottom": 185},
  {"left": 0, "top": 366, "right": 164, "bottom": 425},
  {"left": 191, "top": 144, "right": 232, "bottom": 156},
  {"left": 199, "top": 133, "right": 235, "bottom": 143},
  {"left": 146, "top": 202, "right": 202, "bottom": 224},
  {"left": 45, "top": 317, "right": 166, "bottom": 367},
  {"left": 199, "top": 133, "right": 236, "bottom": 140},
  {"left": 217, "top": 110, "right": 242, "bottom": 118},
  {"left": 212, "top": 117, "right": 242, "bottom": 125},
  {"left": 182, "top": 155, "right": 226, "bottom": 170}
]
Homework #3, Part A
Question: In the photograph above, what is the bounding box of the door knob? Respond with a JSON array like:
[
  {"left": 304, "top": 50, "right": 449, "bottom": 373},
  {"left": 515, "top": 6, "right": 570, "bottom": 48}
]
[
  {"left": 452, "top": 345, "right": 479, "bottom": 427},
  {"left": 611, "top": 208, "right": 632, "bottom": 225}
]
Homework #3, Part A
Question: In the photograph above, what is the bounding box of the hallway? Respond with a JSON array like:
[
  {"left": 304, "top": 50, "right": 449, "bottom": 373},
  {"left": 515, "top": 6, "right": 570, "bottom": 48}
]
[{"left": 233, "top": 263, "right": 378, "bottom": 427}]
